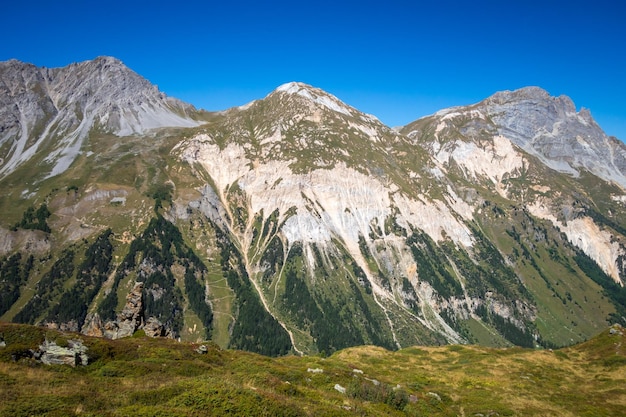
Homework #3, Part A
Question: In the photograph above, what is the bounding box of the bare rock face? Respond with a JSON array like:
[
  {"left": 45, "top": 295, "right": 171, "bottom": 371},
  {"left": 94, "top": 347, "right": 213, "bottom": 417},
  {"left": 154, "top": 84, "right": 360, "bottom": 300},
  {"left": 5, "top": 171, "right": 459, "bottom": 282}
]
[
  {"left": 82, "top": 282, "right": 145, "bottom": 339},
  {"left": 81, "top": 282, "right": 175, "bottom": 340},
  {"left": 114, "top": 281, "right": 145, "bottom": 339},
  {"left": 143, "top": 317, "right": 168, "bottom": 338},
  {"left": 81, "top": 313, "right": 105, "bottom": 338},
  {"left": 0, "top": 227, "right": 51, "bottom": 256},
  {"left": 0, "top": 57, "right": 201, "bottom": 179},
  {"left": 44, "top": 320, "right": 80, "bottom": 333},
  {"left": 4, "top": 70, "right": 626, "bottom": 354},
  {"left": 483, "top": 87, "right": 626, "bottom": 188}
]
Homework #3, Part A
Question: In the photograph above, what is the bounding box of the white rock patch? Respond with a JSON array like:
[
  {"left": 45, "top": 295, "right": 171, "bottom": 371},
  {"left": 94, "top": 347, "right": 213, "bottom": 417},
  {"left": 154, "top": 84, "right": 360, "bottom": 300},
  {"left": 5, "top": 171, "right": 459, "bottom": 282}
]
[
  {"left": 528, "top": 200, "right": 624, "bottom": 285},
  {"left": 436, "top": 135, "right": 525, "bottom": 196},
  {"left": 180, "top": 135, "right": 474, "bottom": 250}
]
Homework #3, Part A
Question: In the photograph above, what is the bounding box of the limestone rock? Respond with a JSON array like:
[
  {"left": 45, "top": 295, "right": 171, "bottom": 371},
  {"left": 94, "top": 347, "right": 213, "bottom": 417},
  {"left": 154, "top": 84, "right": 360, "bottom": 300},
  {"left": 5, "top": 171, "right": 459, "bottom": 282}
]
[
  {"left": 39, "top": 339, "right": 88, "bottom": 366},
  {"left": 0, "top": 57, "right": 201, "bottom": 179},
  {"left": 82, "top": 313, "right": 105, "bottom": 338},
  {"left": 143, "top": 316, "right": 167, "bottom": 338},
  {"left": 334, "top": 384, "right": 346, "bottom": 394},
  {"left": 81, "top": 282, "right": 145, "bottom": 339},
  {"left": 103, "top": 320, "right": 120, "bottom": 339},
  {"left": 115, "top": 281, "right": 144, "bottom": 338},
  {"left": 484, "top": 87, "right": 626, "bottom": 188},
  {"left": 610, "top": 324, "right": 624, "bottom": 336}
]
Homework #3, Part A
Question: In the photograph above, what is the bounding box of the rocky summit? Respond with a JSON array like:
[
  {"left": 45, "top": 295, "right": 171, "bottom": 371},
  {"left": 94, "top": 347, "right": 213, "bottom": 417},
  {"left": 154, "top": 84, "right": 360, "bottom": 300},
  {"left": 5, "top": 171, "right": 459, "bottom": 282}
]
[
  {"left": 0, "top": 56, "right": 201, "bottom": 179},
  {"left": 1, "top": 58, "right": 625, "bottom": 356}
]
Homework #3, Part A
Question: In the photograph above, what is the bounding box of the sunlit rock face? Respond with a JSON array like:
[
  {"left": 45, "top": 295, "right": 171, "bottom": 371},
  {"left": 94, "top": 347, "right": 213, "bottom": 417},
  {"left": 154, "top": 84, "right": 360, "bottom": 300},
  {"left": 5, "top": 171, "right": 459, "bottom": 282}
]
[
  {"left": 484, "top": 87, "right": 626, "bottom": 188},
  {"left": 0, "top": 57, "right": 201, "bottom": 179}
]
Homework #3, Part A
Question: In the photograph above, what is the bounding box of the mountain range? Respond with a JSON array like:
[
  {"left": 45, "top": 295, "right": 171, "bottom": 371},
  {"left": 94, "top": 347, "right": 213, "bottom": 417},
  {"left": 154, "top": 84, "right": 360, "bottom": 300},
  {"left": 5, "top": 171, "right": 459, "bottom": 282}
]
[{"left": 1, "top": 57, "right": 625, "bottom": 356}]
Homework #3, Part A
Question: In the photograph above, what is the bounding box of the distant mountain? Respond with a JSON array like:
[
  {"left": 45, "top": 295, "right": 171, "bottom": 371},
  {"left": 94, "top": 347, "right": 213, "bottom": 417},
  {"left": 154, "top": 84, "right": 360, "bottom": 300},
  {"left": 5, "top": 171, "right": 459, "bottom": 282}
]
[
  {"left": 1, "top": 58, "right": 625, "bottom": 356},
  {"left": 440, "top": 87, "right": 626, "bottom": 187},
  {"left": 0, "top": 56, "right": 202, "bottom": 179}
]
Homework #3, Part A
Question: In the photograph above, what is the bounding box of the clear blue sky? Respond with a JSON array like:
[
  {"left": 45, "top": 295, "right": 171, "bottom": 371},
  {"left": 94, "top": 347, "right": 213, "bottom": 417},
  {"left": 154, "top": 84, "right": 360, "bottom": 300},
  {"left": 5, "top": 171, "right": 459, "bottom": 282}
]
[{"left": 2, "top": 0, "right": 625, "bottom": 139}]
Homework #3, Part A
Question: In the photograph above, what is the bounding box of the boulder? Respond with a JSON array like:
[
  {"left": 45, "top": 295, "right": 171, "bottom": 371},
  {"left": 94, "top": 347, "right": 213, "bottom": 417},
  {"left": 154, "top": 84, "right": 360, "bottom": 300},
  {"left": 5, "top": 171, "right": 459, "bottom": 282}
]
[
  {"left": 39, "top": 339, "right": 88, "bottom": 366},
  {"left": 609, "top": 324, "right": 624, "bottom": 336},
  {"left": 82, "top": 313, "right": 105, "bottom": 338},
  {"left": 334, "top": 384, "right": 346, "bottom": 394},
  {"left": 143, "top": 317, "right": 166, "bottom": 338}
]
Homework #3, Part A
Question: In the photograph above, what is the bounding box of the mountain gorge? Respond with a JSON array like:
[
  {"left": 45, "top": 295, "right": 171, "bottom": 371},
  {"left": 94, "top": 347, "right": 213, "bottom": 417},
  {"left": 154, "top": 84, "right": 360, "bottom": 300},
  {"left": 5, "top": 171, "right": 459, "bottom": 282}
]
[{"left": 1, "top": 57, "right": 625, "bottom": 356}]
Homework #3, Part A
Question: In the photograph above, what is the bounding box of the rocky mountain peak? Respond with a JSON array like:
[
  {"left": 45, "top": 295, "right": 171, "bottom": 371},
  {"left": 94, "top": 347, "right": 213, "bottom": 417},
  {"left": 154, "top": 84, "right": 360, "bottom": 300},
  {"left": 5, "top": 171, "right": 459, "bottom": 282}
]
[
  {"left": 271, "top": 81, "right": 365, "bottom": 120},
  {"left": 2, "top": 58, "right": 626, "bottom": 358},
  {"left": 0, "top": 58, "right": 34, "bottom": 72},
  {"left": 488, "top": 86, "right": 551, "bottom": 102},
  {"left": 476, "top": 87, "right": 625, "bottom": 188},
  {"left": 0, "top": 57, "right": 203, "bottom": 179},
  {"left": 274, "top": 81, "right": 313, "bottom": 94},
  {"left": 91, "top": 55, "right": 124, "bottom": 66},
  {"left": 44, "top": 56, "right": 162, "bottom": 106},
  {"left": 486, "top": 86, "right": 577, "bottom": 116}
]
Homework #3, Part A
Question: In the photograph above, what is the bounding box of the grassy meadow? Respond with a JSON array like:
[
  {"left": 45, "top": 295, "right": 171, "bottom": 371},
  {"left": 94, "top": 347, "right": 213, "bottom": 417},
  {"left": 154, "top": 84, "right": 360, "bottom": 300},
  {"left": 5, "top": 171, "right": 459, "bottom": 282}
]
[{"left": 0, "top": 323, "right": 625, "bottom": 416}]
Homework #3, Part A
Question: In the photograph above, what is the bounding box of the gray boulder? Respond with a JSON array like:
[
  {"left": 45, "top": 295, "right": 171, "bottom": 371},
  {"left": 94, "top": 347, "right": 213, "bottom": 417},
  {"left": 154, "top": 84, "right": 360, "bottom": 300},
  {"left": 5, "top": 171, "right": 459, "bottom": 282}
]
[{"left": 39, "top": 339, "right": 88, "bottom": 366}]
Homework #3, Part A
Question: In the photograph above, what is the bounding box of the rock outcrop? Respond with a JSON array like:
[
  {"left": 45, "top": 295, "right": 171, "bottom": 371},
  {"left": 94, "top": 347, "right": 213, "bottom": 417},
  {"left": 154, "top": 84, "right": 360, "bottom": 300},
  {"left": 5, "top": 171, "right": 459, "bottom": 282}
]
[
  {"left": 3, "top": 60, "right": 626, "bottom": 353},
  {"left": 143, "top": 317, "right": 170, "bottom": 338},
  {"left": 81, "top": 281, "right": 175, "bottom": 340},
  {"left": 113, "top": 281, "right": 145, "bottom": 338},
  {"left": 484, "top": 87, "right": 626, "bottom": 189},
  {"left": 38, "top": 339, "right": 88, "bottom": 366}
]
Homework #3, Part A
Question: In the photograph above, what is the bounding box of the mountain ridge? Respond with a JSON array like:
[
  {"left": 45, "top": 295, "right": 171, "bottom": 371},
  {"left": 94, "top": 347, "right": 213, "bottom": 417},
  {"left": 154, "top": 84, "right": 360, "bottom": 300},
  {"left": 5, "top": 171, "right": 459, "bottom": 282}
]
[
  {"left": 405, "top": 85, "right": 626, "bottom": 189},
  {"left": 1, "top": 57, "right": 625, "bottom": 357},
  {"left": 0, "top": 56, "right": 203, "bottom": 180}
]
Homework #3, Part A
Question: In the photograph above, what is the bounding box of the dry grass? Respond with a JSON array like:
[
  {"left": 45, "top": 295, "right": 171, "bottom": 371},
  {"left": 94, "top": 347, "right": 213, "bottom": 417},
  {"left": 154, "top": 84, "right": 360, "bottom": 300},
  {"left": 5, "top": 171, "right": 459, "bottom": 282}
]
[{"left": 0, "top": 323, "right": 625, "bottom": 416}]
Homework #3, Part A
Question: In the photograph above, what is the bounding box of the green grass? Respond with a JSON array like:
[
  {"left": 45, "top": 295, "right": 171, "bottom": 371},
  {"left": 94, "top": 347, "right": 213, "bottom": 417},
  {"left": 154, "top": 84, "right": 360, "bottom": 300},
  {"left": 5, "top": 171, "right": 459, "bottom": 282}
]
[
  {"left": 0, "top": 300, "right": 626, "bottom": 416},
  {"left": 3, "top": 322, "right": 623, "bottom": 416}
]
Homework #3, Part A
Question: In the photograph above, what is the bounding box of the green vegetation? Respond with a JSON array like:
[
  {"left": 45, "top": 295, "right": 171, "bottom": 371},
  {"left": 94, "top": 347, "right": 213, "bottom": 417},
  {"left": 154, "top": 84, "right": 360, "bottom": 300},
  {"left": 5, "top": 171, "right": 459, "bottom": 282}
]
[
  {"left": 13, "top": 203, "right": 52, "bottom": 232},
  {"left": 0, "top": 322, "right": 624, "bottom": 416},
  {"left": 0, "top": 253, "right": 34, "bottom": 316},
  {"left": 214, "top": 225, "right": 292, "bottom": 356},
  {"left": 260, "top": 235, "right": 284, "bottom": 283},
  {"left": 574, "top": 249, "right": 626, "bottom": 325},
  {"left": 2, "top": 75, "right": 626, "bottom": 365},
  {"left": 147, "top": 182, "right": 173, "bottom": 211},
  {"left": 474, "top": 203, "right": 617, "bottom": 347},
  {"left": 183, "top": 266, "right": 213, "bottom": 340},
  {"left": 406, "top": 231, "right": 463, "bottom": 299},
  {"left": 46, "top": 229, "right": 115, "bottom": 328},
  {"left": 279, "top": 242, "right": 396, "bottom": 355},
  {"left": 13, "top": 249, "right": 76, "bottom": 325},
  {"left": 97, "top": 216, "right": 212, "bottom": 338}
]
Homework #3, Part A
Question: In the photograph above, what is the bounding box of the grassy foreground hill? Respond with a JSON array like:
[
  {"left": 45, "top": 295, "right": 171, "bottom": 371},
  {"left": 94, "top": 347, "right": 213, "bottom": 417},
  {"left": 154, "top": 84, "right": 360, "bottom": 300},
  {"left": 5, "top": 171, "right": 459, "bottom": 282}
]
[{"left": 0, "top": 323, "right": 625, "bottom": 416}]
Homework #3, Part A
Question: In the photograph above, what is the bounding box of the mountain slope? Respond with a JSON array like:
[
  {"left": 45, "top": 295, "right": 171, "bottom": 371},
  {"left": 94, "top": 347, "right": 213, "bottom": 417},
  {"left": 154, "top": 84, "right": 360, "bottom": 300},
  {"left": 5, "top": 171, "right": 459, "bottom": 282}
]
[
  {"left": 0, "top": 59, "right": 625, "bottom": 356},
  {"left": 401, "top": 87, "right": 626, "bottom": 288},
  {"left": 173, "top": 83, "right": 623, "bottom": 351},
  {"left": 0, "top": 57, "right": 202, "bottom": 179}
]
